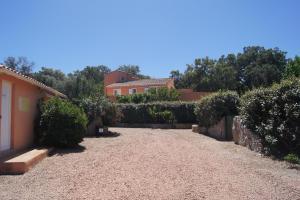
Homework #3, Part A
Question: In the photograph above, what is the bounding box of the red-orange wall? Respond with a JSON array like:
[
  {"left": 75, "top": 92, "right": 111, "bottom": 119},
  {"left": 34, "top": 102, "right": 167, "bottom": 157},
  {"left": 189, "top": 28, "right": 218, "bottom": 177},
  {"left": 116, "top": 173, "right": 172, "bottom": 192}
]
[
  {"left": 177, "top": 89, "right": 212, "bottom": 101},
  {"left": 0, "top": 74, "right": 45, "bottom": 152},
  {"left": 106, "top": 85, "right": 163, "bottom": 96},
  {"left": 105, "top": 79, "right": 175, "bottom": 97},
  {"left": 104, "top": 71, "right": 139, "bottom": 87}
]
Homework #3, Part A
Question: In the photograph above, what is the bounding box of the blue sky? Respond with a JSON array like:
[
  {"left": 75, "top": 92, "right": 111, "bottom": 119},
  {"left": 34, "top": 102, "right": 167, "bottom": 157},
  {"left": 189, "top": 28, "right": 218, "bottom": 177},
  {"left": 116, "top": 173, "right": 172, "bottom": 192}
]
[{"left": 1, "top": 0, "right": 299, "bottom": 78}]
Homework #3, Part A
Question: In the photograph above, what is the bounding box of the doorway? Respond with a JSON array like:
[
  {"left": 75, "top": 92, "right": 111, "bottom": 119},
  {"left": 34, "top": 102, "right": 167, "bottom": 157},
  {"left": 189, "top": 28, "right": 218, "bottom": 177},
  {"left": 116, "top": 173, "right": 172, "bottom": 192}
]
[{"left": 1, "top": 80, "right": 12, "bottom": 151}]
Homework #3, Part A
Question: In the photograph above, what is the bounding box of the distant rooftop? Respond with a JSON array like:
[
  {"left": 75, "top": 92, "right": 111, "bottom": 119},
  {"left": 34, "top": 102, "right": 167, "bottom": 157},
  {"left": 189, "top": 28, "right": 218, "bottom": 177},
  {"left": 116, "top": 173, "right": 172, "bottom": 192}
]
[{"left": 106, "top": 78, "right": 172, "bottom": 88}]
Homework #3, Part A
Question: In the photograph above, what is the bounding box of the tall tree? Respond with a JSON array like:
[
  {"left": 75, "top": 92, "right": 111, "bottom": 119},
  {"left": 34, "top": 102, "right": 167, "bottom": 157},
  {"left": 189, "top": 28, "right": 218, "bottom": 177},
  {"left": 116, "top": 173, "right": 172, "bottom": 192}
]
[
  {"left": 170, "top": 70, "right": 184, "bottom": 88},
  {"left": 173, "top": 46, "right": 288, "bottom": 93},
  {"left": 118, "top": 65, "right": 140, "bottom": 75},
  {"left": 3, "top": 56, "right": 34, "bottom": 75},
  {"left": 118, "top": 64, "right": 150, "bottom": 79},
  {"left": 284, "top": 56, "right": 300, "bottom": 78},
  {"left": 76, "top": 65, "right": 111, "bottom": 82},
  {"left": 33, "top": 67, "right": 66, "bottom": 92},
  {"left": 210, "top": 55, "right": 239, "bottom": 91},
  {"left": 237, "top": 46, "right": 287, "bottom": 90},
  {"left": 64, "top": 65, "right": 111, "bottom": 99}
]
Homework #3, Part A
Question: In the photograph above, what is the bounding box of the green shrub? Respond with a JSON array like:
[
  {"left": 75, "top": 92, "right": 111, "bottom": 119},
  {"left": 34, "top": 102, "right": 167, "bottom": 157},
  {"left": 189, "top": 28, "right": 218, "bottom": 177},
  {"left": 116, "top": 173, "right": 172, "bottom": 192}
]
[
  {"left": 79, "top": 96, "right": 119, "bottom": 126},
  {"left": 148, "top": 106, "right": 175, "bottom": 124},
  {"left": 117, "top": 101, "right": 196, "bottom": 124},
  {"left": 116, "top": 87, "right": 179, "bottom": 103},
  {"left": 38, "top": 97, "right": 88, "bottom": 147},
  {"left": 283, "top": 153, "right": 300, "bottom": 164},
  {"left": 194, "top": 91, "right": 239, "bottom": 128},
  {"left": 240, "top": 79, "right": 300, "bottom": 156}
]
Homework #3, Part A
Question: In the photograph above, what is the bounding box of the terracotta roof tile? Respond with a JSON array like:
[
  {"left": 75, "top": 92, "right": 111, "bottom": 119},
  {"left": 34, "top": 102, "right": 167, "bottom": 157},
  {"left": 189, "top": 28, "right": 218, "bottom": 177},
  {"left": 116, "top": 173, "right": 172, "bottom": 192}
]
[
  {"left": 0, "top": 65, "right": 66, "bottom": 98},
  {"left": 106, "top": 78, "right": 172, "bottom": 88}
]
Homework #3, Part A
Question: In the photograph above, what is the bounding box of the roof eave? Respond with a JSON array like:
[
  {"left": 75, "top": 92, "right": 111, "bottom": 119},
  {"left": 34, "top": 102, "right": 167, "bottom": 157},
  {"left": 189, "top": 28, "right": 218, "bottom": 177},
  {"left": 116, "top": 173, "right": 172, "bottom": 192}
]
[
  {"left": 0, "top": 66, "right": 67, "bottom": 98},
  {"left": 106, "top": 83, "right": 168, "bottom": 88}
]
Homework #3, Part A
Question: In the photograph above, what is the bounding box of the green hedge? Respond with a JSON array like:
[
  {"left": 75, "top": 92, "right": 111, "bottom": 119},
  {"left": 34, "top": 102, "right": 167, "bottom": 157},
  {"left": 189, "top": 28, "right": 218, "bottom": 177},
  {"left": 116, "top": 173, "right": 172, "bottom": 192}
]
[
  {"left": 117, "top": 102, "right": 197, "bottom": 124},
  {"left": 116, "top": 88, "right": 180, "bottom": 103},
  {"left": 240, "top": 79, "right": 300, "bottom": 157},
  {"left": 37, "top": 97, "right": 88, "bottom": 147},
  {"left": 194, "top": 91, "right": 240, "bottom": 128}
]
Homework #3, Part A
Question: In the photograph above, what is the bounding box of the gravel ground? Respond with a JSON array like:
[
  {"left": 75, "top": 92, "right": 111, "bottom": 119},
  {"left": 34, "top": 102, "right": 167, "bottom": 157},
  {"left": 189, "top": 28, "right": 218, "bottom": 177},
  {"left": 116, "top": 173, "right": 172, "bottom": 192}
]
[{"left": 0, "top": 128, "right": 300, "bottom": 200}]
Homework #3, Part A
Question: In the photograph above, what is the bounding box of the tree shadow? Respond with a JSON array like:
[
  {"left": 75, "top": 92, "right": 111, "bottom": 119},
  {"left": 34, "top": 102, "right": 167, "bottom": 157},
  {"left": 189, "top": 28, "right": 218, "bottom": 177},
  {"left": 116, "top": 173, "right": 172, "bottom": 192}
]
[
  {"left": 85, "top": 131, "right": 121, "bottom": 138},
  {"left": 99, "top": 131, "right": 121, "bottom": 138},
  {"left": 50, "top": 145, "right": 86, "bottom": 156}
]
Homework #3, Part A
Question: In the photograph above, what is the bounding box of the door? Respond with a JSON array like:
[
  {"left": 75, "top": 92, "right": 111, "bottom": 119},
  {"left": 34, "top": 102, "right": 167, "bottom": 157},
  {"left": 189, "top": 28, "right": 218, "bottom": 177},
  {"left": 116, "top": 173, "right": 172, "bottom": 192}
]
[{"left": 1, "top": 80, "right": 12, "bottom": 151}]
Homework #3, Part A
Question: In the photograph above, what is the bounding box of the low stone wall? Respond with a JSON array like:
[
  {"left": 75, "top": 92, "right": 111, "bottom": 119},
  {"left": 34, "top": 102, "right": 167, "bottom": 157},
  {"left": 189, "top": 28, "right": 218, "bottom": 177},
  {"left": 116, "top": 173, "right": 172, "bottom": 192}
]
[
  {"left": 232, "top": 116, "right": 263, "bottom": 153},
  {"left": 199, "top": 116, "right": 233, "bottom": 140},
  {"left": 114, "top": 123, "right": 193, "bottom": 129},
  {"left": 206, "top": 118, "right": 226, "bottom": 140}
]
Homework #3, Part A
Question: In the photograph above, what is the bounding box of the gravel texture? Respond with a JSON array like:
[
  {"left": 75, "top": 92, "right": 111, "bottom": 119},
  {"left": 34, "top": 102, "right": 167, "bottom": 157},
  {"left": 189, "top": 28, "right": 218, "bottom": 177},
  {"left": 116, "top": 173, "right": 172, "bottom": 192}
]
[{"left": 0, "top": 128, "right": 300, "bottom": 200}]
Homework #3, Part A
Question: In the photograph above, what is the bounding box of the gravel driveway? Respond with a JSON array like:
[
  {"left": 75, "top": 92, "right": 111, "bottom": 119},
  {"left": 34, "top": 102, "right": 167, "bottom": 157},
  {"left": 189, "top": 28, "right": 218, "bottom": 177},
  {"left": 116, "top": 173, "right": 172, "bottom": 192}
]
[{"left": 0, "top": 128, "right": 300, "bottom": 200}]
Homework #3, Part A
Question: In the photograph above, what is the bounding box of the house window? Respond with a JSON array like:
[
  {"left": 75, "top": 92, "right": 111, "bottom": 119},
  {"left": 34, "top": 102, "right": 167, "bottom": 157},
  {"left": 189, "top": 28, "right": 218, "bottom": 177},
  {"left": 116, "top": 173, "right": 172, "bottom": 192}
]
[
  {"left": 113, "top": 89, "right": 121, "bottom": 96},
  {"left": 129, "top": 88, "right": 137, "bottom": 94}
]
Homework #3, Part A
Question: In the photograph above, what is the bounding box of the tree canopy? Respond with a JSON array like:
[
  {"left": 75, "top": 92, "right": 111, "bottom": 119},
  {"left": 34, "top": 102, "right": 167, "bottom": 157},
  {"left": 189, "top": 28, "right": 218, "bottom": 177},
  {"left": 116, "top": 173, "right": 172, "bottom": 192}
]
[
  {"left": 284, "top": 56, "right": 300, "bottom": 78},
  {"left": 171, "top": 46, "right": 287, "bottom": 93},
  {"left": 3, "top": 56, "right": 34, "bottom": 75},
  {"left": 118, "top": 65, "right": 150, "bottom": 79}
]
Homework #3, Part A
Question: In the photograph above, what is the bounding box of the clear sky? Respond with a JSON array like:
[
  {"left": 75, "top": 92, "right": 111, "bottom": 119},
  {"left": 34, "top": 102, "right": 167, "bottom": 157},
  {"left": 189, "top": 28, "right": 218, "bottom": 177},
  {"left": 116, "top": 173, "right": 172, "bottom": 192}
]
[{"left": 1, "top": 0, "right": 299, "bottom": 78}]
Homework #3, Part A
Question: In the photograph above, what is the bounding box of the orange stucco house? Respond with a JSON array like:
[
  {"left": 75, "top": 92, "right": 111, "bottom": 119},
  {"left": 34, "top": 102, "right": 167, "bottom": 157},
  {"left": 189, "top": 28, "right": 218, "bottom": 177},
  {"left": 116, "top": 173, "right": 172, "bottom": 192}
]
[
  {"left": 104, "top": 70, "right": 211, "bottom": 101},
  {"left": 0, "top": 65, "right": 66, "bottom": 156},
  {"left": 104, "top": 70, "right": 175, "bottom": 100}
]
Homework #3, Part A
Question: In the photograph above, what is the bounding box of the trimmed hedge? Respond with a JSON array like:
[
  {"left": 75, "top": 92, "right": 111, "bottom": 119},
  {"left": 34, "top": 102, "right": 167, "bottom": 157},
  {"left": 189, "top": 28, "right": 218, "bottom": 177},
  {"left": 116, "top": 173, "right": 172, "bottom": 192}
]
[
  {"left": 116, "top": 88, "right": 180, "bottom": 103},
  {"left": 37, "top": 97, "right": 88, "bottom": 147},
  {"left": 117, "top": 102, "right": 197, "bottom": 124},
  {"left": 240, "top": 79, "right": 300, "bottom": 156},
  {"left": 194, "top": 91, "right": 240, "bottom": 128}
]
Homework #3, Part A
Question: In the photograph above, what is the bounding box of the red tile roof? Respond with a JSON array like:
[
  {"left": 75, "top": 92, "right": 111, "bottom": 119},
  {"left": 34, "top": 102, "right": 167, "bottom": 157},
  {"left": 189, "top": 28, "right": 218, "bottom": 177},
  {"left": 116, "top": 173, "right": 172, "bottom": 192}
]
[
  {"left": 0, "top": 65, "right": 66, "bottom": 98},
  {"left": 106, "top": 78, "right": 172, "bottom": 88}
]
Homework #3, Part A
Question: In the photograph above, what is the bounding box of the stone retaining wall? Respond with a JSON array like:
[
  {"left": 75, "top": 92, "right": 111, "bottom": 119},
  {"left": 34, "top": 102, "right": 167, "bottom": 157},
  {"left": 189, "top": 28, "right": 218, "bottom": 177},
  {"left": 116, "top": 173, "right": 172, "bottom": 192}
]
[
  {"left": 199, "top": 116, "right": 233, "bottom": 140},
  {"left": 232, "top": 116, "right": 263, "bottom": 153}
]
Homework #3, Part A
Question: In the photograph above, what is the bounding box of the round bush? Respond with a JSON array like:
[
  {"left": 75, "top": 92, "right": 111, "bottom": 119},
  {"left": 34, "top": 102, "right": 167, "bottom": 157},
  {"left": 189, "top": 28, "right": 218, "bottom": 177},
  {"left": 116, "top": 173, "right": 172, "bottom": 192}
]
[
  {"left": 38, "top": 97, "right": 88, "bottom": 147},
  {"left": 194, "top": 91, "right": 239, "bottom": 128},
  {"left": 240, "top": 79, "right": 300, "bottom": 156}
]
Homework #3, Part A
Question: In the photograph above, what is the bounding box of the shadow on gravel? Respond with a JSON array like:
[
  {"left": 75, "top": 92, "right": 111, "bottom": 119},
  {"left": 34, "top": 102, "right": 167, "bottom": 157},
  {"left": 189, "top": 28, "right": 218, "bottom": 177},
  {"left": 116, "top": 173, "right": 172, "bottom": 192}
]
[
  {"left": 50, "top": 145, "right": 86, "bottom": 156},
  {"left": 99, "top": 131, "right": 121, "bottom": 138},
  {"left": 85, "top": 131, "right": 121, "bottom": 138}
]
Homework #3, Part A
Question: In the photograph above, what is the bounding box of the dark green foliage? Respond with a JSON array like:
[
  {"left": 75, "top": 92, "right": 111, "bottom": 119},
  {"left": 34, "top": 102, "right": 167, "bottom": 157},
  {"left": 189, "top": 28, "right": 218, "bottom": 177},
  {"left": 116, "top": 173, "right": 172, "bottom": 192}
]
[
  {"left": 79, "top": 96, "right": 119, "bottom": 126},
  {"left": 117, "top": 102, "right": 197, "bottom": 124},
  {"left": 116, "top": 88, "right": 179, "bottom": 103},
  {"left": 194, "top": 91, "right": 239, "bottom": 128},
  {"left": 238, "top": 46, "right": 286, "bottom": 89},
  {"left": 3, "top": 56, "right": 34, "bottom": 75},
  {"left": 240, "top": 79, "right": 300, "bottom": 156},
  {"left": 118, "top": 65, "right": 150, "bottom": 79},
  {"left": 63, "top": 65, "right": 110, "bottom": 99},
  {"left": 38, "top": 98, "right": 88, "bottom": 147},
  {"left": 283, "top": 153, "right": 300, "bottom": 164},
  {"left": 284, "top": 56, "right": 300, "bottom": 78},
  {"left": 172, "top": 46, "right": 287, "bottom": 93},
  {"left": 148, "top": 106, "right": 175, "bottom": 124},
  {"left": 117, "top": 93, "right": 150, "bottom": 104},
  {"left": 33, "top": 67, "right": 66, "bottom": 92}
]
